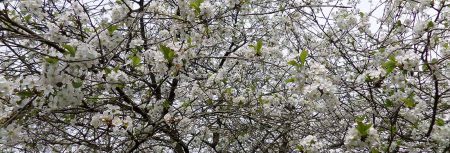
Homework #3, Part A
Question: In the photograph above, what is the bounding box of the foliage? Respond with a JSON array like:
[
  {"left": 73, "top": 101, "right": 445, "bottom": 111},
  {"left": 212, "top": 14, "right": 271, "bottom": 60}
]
[{"left": 0, "top": 0, "right": 449, "bottom": 152}]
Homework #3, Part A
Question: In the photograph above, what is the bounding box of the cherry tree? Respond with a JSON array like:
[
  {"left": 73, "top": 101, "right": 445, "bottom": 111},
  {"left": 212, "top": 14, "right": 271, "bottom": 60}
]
[{"left": 0, "top": 0, "right": 449, "bottom": 152}]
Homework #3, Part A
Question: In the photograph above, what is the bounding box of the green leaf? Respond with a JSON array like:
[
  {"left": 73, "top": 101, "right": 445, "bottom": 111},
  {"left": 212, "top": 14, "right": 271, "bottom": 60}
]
[
  {"left": 204, "top": 25, "right": 210, "bottom": 37},
  {"left": 162, "top": 100, "right": 171, "bottom": 109},
  {"left": 64, "top": 114, "right": 75, "bottom": 121},
  {"left": 181, "top": 101, "right": 191, "bottom": 108},
  {"left": 356, "top": 121, "right": 372, "bottom": 137},
  {"left": 279, "top": 4, "right": 285, "bottom": 10},
  {"left": 113, "top": 66, "right": 120, "bottom": 73},
  {"left": 402, "top": 96, "right": 415, "bottom": 108},
  {"left": 62, "top": 44, "right": 77, "bottom": 57},
  {"left": 159, "top": 44, "right": 175, "bottom": 63},
  {"left": 24, "top": 14, "right": 32, "bottom": 23},
  {"left": 384, "top": 99, "right": 394, "bottom": 107},
  {"left": 299, "top": 49, "right": 308, "bottom": 66},
  {"left": 364, "top": 75, "right": 373, "bottom": 82},
  {"left": 427, "top": 21, "right": 434, "bottom": 30},
  {"left": 225, "top": 88, "right": 232, "bottom": 95},
  {"left": 45, "top": 57, "right": 59, "bottom": 64},
  {"left": 108, "top": 24, "right": 119, "bottom": 35},
  {"left": 287, "top": 60, "right": 299, "bottom": 67},
  {"left": 382, "top": 56, "right": 397, "bottom": 75},
  {"left": 206, "top": 99, "right": 213, "bottom": 105},
  {"left": 187, "top": 37, "right": 192, "bottom": 45},
  {"left": 238, "top": 100, "right": 244, "bottom": 107},
  {"left": 249, "top": 40, "right": 263, "bottom": 56},
  {"left": 285, "top": 78, "right": 296, "bottom": 83},
  {"left": 395, "top": 20, "right": 402, "bottom": 28},
  {"left": 250, "top": 84, "right": 256, "bottom": 91},
  {"left": 130, "top": 56, "right": 141, "bottom": 67},
  {"left": 190, "top": 0, "right": 204, "bottom": 16},
  {"left": 370, "top": 148, "right": 380, "bottom": 153},
  {"left": 396, "top": 140, "right": 402, "bottom": 146},
  {"left": 17, "top": 90, "right": 34, "bottom": 98},
  {"left": 131, "top": 48, "right": 138, "bottom": 54},
  {"left": 422, "top": 64, "right": 429, "bottom": 71},
  {"left": 255, "top": 39, "right": 263, "bottom": 56},
  {"left": 390, "top": 126, "right": 397, "bottom": 133},
  {"left": 72, "top": 81, "right": 83, "bottom": 88},
  {"left": 379, "top": 47, "right": 386, "bottom": 53},
  {"left": 355, "top": 116, "right": 365, "bottom": 122},
  {"left": 296, "top": 145, "right": 304, "bottom": 151},
  {"left": 257, "top": 95, "right": 264, "bottom": 105},
  {"left": 436, "top": 118, "right": 445, "bottom": 126}
]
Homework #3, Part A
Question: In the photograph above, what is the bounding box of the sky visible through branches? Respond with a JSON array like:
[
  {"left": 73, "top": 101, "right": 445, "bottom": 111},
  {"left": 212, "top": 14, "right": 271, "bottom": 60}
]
[{"left": 0, "top": 0, "right": 449, "bottom": 152}]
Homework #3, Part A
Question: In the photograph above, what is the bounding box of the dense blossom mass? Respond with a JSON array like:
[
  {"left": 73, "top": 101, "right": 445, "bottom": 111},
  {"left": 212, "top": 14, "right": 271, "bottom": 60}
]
[{"left": 0, "top": 0, "right": 449, "bottom": 152}]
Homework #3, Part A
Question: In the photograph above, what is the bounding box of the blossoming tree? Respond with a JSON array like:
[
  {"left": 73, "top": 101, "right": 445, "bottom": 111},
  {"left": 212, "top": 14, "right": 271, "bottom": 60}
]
[{"left": 0, "top": 0, "right": 449, "bottom": 152}]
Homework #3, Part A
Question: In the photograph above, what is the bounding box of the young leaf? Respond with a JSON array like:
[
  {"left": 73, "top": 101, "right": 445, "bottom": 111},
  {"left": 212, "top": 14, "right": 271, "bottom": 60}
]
[
  {"left": 255, "top": 39, "right": 263, "bottom": 56},
  {"left": 356, "top": 121, "right": 372, "bottom": 137},
  {"left": 287, "top": 60, "right": 298, "bottom": 66},
  {"left": 162, "top": 100, "right": 171, "bottom": 109},
  {"left": 113, "top": 66, "right": 120, "bottom": 73},
  {"left": 382, "top": 56, "right": 397, "bottom": 75},
  {"left": 359, "top": 12, "right": 364, "bottom": 18},
  {"left": 159, "top": 44, "right": 175, "bottom": 63},
  {"left": 427, "top": 21, "right": 434, "bottom": 29},
  {"left": 181, "top": 101, "right": 191, "bottom": 108},
  {"left": 24, "top": 14, "right": 32, "bottom": 23},
  {"left": 187, "top": 37, "right": 192, "bottom": 45},
  {"left": 401, "top": 96, "right": 415, "bottom": 108},
  {"left": 130, "top": 56, "right": 141, "bottom": 67},
  {"left": 62, "top": 44, "right": 77, "bottom": 57},
  {"left": 190, "top": 0, "right": 204, "bottom": 15},
  {"left": 300, "top": 49, "right": 308, "bottom": 66},
  {"left": 436, "top": 118, "right": 445, "bottom": 126},
  {"left": 45, "top": 57, "right": 59, "bottom": 64},
  {"left": 296, "top": 145, "right": 304, "bottom": 152},
  {"left": 285, "top": 78, "right": 296, "bottom": 83},
  {"left": 384, "top": 100, "right": 394, "bottom": 107},
  {"left": 395, "top": 20, "right": 402, "bottom": 28},
  {"left": 206, "top": 99, "right": 213, "bottom": 105},
  {"left": 370, "top": 148, "right": 380, "bottom": 153},
  {"left": 17, "top": 90, "right": 34, "bottom": 98},
  {"left": 108, "top": 24, "right": 119, "bottom": 35},
  {"left": 104, "top": 68, "right": 112, "bottom": 74},
  {"left": 72, "top": 81, "right": 83, "bottom": 88}
]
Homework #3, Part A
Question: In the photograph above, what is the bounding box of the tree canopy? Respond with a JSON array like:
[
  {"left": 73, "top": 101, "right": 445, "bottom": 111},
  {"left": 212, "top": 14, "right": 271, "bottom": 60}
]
[{"left": 0, "top": 0, "right": 449, "bottom": 152}]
